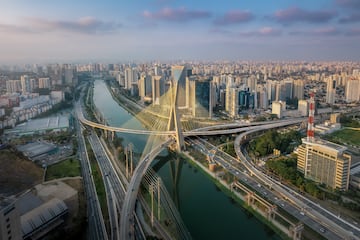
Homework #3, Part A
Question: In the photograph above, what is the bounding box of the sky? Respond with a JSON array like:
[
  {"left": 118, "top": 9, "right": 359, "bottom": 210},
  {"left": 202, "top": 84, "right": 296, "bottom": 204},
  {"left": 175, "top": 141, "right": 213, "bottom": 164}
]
[{"left": 1, "top": 0, "right": 360, "bottom": 63}]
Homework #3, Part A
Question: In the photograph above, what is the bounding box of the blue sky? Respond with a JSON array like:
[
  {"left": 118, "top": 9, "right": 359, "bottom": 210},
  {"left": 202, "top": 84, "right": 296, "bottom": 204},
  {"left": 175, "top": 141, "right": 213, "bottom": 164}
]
[{"left": 1, "top": 0, "right": 360, "bottom": 63}]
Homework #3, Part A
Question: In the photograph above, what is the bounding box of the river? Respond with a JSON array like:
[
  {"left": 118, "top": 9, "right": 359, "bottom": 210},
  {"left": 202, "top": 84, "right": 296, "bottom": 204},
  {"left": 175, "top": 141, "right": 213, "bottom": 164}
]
[{"left": 93, "top": 80, "right": 280, "bottom": 240}]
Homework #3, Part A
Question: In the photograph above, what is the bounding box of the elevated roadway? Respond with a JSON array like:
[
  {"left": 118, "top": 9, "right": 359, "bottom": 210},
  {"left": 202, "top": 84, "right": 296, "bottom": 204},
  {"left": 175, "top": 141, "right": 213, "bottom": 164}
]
[
  {"left": 120, "top": 138, "right": 175, "bottom": 240},
  {"left": 234, "top": 128, "right": 360, "bottom": 240}
]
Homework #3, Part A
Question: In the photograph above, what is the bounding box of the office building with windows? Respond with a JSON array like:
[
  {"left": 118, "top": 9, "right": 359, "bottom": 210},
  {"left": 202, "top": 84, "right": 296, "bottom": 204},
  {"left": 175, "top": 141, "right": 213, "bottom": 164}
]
[{"left": 297, "top": 138, "right": 351, "bottom": 190}]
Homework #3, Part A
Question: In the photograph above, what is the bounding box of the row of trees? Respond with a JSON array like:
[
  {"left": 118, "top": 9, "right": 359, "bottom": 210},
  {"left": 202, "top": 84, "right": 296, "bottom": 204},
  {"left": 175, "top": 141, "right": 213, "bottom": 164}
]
[
  {"left": 248, "top": 130, "right": 302, "bottom": 157},
  {"left": 265, "top": 157, "right": 322, "bottom": 198},
  {"left": 340, "top": 114, "right": 360, "bottom": 128}
]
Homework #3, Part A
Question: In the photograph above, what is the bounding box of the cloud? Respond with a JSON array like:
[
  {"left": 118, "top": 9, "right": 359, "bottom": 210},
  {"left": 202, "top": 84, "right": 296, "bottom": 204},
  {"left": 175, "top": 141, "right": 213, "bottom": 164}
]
[
  {"left": 213, "top": 10, "right": 254, "bottom": 25},
  {"left": 0, "top": 17, "right": 122, "bottom": 35},
  {"left": 335, "top": 0, "right": 360, "bottom": 9},
  {"left": 23, "top": 17, "right": 122, "bottom": 34},
  {"left": 312, "top": 27, "right": 341, "bottom": 35},
  {"left": 237, "top": 27, "right": 282, "bottom": 37},
  {"left": 339, "top": 13, "right": 360, "bottom": 23},
  {"left": 272, "top": 7, "right": 337, "bottom": 24},
  {"left": 289, "top": 27, "right": 341, "bottom": 36},
  {"left": 0, "top": 24, "right": 35, "bottom": 34},
  {"left": 142, "top": 7, "right": 211, "bottom": 22},
  {"left": 346, "top": 28, "right": 360, "bottom": 36},
  {"left": 209, "top": 28, "right": 232, "bottom": 35}
]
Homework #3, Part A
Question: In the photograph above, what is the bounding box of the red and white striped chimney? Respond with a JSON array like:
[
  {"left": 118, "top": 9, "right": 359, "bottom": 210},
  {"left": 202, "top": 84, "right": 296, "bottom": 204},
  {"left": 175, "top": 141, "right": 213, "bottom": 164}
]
[{"left": 307, "top": 92, "right": 315, "bottom": 142}]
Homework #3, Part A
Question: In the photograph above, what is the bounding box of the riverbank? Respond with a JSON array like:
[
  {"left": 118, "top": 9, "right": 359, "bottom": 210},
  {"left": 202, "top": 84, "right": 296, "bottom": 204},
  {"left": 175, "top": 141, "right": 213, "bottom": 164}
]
[
  {"left": 94, "top": 79, "right": 286, "bottom": 239},
  {"left": 180, "top": 151, "right": 290, "bottom": 240}
]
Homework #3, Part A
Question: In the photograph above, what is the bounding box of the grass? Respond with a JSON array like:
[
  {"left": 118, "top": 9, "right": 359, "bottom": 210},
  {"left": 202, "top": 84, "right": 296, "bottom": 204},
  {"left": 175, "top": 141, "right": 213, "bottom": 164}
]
[
  {"left": 328, "top": 128, "right": 360, "bottom": 146},
  {"left": 45, "top": 158, "right": 81, "bottom": 181},
  {"left": 85, "top": 138, "right": 109, "bottom": 232}
]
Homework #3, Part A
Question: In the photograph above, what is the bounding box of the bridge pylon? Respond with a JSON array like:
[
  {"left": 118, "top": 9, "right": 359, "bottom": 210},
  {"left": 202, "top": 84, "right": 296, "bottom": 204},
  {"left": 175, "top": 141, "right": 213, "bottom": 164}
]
[{"left": 167, "top": 80, "right": 184, "bottom": 151}]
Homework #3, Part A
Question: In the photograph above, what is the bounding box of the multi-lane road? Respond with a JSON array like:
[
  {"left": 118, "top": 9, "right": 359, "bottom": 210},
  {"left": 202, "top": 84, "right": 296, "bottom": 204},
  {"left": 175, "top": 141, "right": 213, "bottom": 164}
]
[
  {"left": 119, "top": 138, "right": 174, "bottom": 240},
  {"left": 88, "top": 133, "right": 125, "bottom": 240},
  {"left": 75, "top": 118, "right": 108, "bottom": 240},
  {"left": 233, "top": 130, "right": 360, "bottom": 240}
]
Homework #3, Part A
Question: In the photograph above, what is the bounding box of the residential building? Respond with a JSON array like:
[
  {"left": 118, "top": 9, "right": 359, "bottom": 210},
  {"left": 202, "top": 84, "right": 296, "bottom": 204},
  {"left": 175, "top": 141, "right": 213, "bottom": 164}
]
[{"left": 346, "top": 79, "right": 360, "bottom": 102}]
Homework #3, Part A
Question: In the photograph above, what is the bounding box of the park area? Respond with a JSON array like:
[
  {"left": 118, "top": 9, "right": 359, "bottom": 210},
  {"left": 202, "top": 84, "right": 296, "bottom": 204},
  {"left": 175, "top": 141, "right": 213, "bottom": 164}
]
[
  {"left": 45, "top": 158, "right": 81, "bottom": 181},
  {"left": 327, "top": 128, "right": 360, "bottom": 147}
]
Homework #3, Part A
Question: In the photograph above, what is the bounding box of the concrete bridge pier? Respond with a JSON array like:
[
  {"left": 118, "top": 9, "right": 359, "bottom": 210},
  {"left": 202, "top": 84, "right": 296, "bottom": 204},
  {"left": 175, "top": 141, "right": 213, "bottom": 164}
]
[
  {"left": 267, "top": 205, "right": 277, "bottom": 220},
  {"left": 290, "top": 223, "right": 303, "bottom": 240},
  {"left": 246, "top": 192, "right": 255, "bottom": 206}
]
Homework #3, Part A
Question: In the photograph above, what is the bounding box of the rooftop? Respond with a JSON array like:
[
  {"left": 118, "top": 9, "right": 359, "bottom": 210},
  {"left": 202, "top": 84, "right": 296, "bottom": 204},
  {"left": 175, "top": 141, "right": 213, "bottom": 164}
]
[
  {"left": 16, "top": 141, "right": 57, "bottom": 159},
  {"left": 302, "top": 137, "right": 348, "bottom": 154},
  {"left": 21, "top": 198, "right": 68, "bottom": 238},
  {"left": 4, "top": 116, "right": 69, "bottom": 135}
]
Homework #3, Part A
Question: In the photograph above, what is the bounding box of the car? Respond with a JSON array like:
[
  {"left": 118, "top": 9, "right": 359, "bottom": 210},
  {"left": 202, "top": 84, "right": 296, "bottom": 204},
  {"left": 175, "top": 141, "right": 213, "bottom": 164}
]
[
  {"left": 319, "top": 228, "right": 326, "bottom": 233},
  {"left": 300, "top": 211, "right": 305, "bottom": 216},
  {"left": 235, "top": 171, "right": 239, "bottom": 174}
]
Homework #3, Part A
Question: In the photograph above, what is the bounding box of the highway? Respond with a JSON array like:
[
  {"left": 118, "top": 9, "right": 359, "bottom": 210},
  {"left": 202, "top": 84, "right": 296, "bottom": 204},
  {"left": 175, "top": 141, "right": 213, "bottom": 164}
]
[
  {"left": 119, "top": 138, "right": 174, "bottom": 240},
  {"left": 189, "top": 137, "right": 346, "bottom": 240},
  {"left": 75, "top": 118, "right": 108, "bottom": 240},
  {"left": 233, "top": 129, "right": 360, "bottom": 239},
  {"left": 78, "top": 82, "right": 359, "bottom": 239},
  {"left": 88, "top": 133, "right": 125, "bottom": 240}
]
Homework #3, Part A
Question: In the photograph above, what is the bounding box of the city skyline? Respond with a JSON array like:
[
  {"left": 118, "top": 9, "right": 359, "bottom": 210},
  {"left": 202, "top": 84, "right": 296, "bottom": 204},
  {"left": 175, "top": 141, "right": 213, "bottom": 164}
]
[{"left": 1, "top": 0, "right": 360, "bottom": 64}]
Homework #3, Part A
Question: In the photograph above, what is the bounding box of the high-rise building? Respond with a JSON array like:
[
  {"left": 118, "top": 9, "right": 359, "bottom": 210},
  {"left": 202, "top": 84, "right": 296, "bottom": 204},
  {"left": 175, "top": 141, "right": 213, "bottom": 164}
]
[
  {"left": 239, "top": 89, "right": 250, "bottom": 110},
  {"left": 345, "top": 79, "right": 360, "bottom": 102},
  {"left": 266, "top": 80, "right": 277, "bottom": 102},
  {"left": 297, "top": 93, "right": 351, "bottom": 190},
  {"left": 63, "top": 65, "right": 76, "bottom": 86},
  {"left": 246, "top": 75, "right": 257, "bottom": 92},
  {"left": 276, "top": 79, "right": 293, "bottom": 101},
  {"left": 256, "top": 85, "right": 268, "bottom": 109},
  {"left": 326, "top": 78, "right": 336, "bottom": 104},
  {"left": 152, "top": 76, "right": 164, "bottom": 105},
  {"left": 188, "top": 77, "right": 212, "bottom": 118},
  {"left": 38, "top": 77, "right": 51, "bottom": 89},
  {"left": 124, "top": 68, "right": 138, "bottom": 90},
  {"left": 6, "top": 80, "right": 22, "bottom": 93},
  {"left": 21, "top": 75, "right": 32, "bottom": 94},
  {"left": 171, "top": 65, "right": 189, "bottom": 109},
  {"left": 297, "top": 138, "right": 351, "bottom": 190},
  {"left": 226, "top": 88, "right": 239, "bottom": 117},
  {"left": 138, "top": 74, "right": 146, "bottom": 100},
  {"left": 293, "top": 80, "right": 304, "bottom": 100}
]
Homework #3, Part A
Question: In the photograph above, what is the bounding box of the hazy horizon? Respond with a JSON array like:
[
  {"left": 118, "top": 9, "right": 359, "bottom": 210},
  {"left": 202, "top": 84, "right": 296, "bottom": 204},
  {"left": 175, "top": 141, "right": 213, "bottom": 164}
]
[{"left": 1, "top": 0, "right": 360, "bottom": 64}]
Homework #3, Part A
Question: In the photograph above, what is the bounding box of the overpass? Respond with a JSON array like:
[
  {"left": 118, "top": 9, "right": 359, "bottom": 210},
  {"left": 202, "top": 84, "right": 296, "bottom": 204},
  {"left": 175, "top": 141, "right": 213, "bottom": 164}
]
[
  {"left": 77, "top": 101, "right": 305, "bottom": 137},
  {"left": 119, "top": 138, "right": 176, "bottom": 240},
  {"left": 234, "top": 126, "right": 360, "bottom": 239}
]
